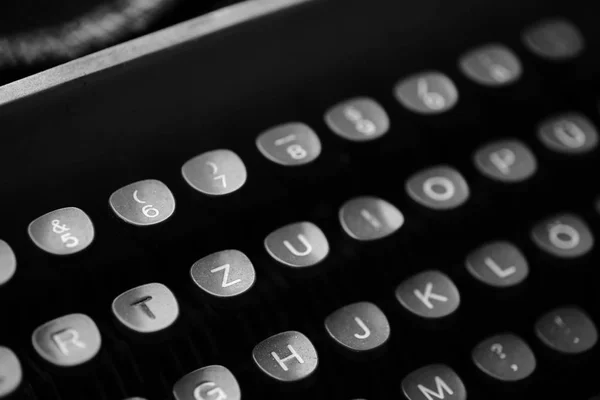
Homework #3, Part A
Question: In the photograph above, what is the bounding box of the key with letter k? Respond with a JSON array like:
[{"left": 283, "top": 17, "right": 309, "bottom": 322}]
[{"left": 396, "top": 270, "right": 461, "bottom": 319}]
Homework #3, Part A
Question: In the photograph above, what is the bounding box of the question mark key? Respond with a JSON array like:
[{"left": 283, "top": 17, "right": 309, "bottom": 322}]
[{"left": 472, "top": 333, "right": 536, "bottom": 381}]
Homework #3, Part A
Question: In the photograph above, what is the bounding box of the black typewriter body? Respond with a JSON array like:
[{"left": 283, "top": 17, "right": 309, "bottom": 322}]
[{"left": 1, "top": 0, "right": 599, "bottom": 399}]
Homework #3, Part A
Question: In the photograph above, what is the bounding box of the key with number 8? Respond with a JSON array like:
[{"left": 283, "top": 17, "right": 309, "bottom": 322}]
[{"left": 256, "top": 122, "right": 322, "bottom": 166}]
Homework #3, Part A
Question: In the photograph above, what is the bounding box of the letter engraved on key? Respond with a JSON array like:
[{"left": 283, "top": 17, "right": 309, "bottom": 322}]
[
  {"left": 484, "top": 257, "right": 517, "bottom": 278},
  {"left": 210, "top": 264, "right": 242, "bottom": 288},
  {"left": 131, "top": 296, "right": 156, "bottom": 319},
  {"left": 418, "top": 376, "right": 454, "bottom": 400},
  {"left": 194, "top": 382, "right": 228, "bottom": 400},
  {"left": 548, "top": 222, "right": 580, "bottom": 249},
  {"left": 555, "top": 121, "right": 586, "bottom": 148},
  {"left": 353, "top": 317, "right": 371, "bottom": 340},
  {"left": 489, "top": 148, "right": 516, "bottom": 175},
  {"left": 283, "top": 234, "right": 313, "bottom": 256},
  {"left": 271, "top": 345, "right": 304, "bottom": 372},
  {"left": 423, "top": 177, "right": 455, "bottom": 201},
  {"left": 52, "top": 219, "right": 79, "bottom": 248},
  {"left": 417, "top": 78, "right": 446, "bottom": 110},
  {"left": 414, "top": 283, "right": 448, "bottom": 309},
  {"left": 52, "top": 329, "right": 86, "bottom": 355},
  {"left": 360, "top": 209, "right": 382, "bottom": 229},
  {"left": 479, "top": 54, "right": 512, "bottom": 82}
]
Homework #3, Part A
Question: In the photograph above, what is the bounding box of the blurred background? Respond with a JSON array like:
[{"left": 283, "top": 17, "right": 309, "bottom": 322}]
[{"left": 0, "top": 0, "right": 243, "bottom": 86}]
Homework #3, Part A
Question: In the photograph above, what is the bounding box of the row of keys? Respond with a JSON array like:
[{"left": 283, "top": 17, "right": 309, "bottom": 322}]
[
  {"left": 0, "top": 18, "right": 592, "bottom": 268},
  {"left": 0, "top": 180, "right": 597, "bottom": 292},
  {"left": 2, "top": 301, "right": 595, "bottom": 397}
]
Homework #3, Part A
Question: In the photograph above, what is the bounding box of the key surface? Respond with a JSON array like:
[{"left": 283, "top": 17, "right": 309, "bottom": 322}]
[
  {"left": 32, "top": 313, "right": 102, "bottom": 367},
  {"left": 252, "top": 331, "right": 318, "bottom": 382},
  {"left": 472, "top": 333, "right": 536, "bottom": 381},
  {"left": 112, "top": 283, "right": 180, "bottom": 334},
  {"left": 0, "top": 240, "right": 16, "bottom": 286},
  {"left": 28, "top": 207, "right": 95, "bottom": 255},
  {"left": 535, "top": 307, "right": 598, "bottom": 354},
  {"left": 109, "top": 179, "right": 175, "bottom": 226},
  {"left": 0, "top": 346, "right": 21, "bottom": 397},
  {"left": 173, "top": 365, "right": 241, "bottom": 400}
]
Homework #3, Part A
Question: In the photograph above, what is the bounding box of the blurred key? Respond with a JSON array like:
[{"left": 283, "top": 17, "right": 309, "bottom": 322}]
[
  {"left": 531, "top": 213, "right": 594, "bottom": 258},
  {"left": 256, "top": 123, "right": 321, "bottom": 166},
  {"left": 395, "top": 270, "right": 460, "bottom": 319},
  {"left": 112, "top": 283, "right": 179, "bottom": 334},
  {"left": 0, "top": 347, "right": 21, "bottom": 397},
  {"left": 0, "top": 240, "right": 16, "bottom": 286},
  {"left": 394, "top": 72, "right": 459, "bottom": 114},
  {"left": 465, "top": 241, "right": 529, "bottom": 287},
  {"left": 265, "top": 222, "right": 329, "bottom": 268},
  {"left": 324, "top": 302, "right": 390, "bottom": 353},
  {"left": 459, "top": 44, "right": 522, "bottom": 86},
  {"left": 339, "top": 196, "right": 404, "bottom": 241},
  {"left": 406, "top": 166, "right": 470, "bottom": 210},
  {"left": 32, "top": 313, "right": 101, "bottom": 367},
  {"left": 402, "top": 364, "right": 466, "bottom": 400},
  {"left": 325, "top": 97, "right": 389, "bottom": 141},
  {"left": 252, "top": 331, "right": 318, "bottom": 382},
  {"left": 472, "top": 333, "right": 536, "bottom": 381},
  {"left": 109, "top": 179, "right": 175, "bottom": 226},
  {"left": 537, "top": 113, "right": 598, "bottom": 154},
  {"left": 182, "top": 149, "right": 247, "bottom": 196},
  {"left": 535, "top": 307, "right": 598, "bottom": 354},
  {"left": 173, "top": 365, "right": 241, "bottom": 400},
  {"left": 190, "top": 249, "right": 256, "bottom": 299},
  {"left": 28, "top": 207, "right": 95, "bottom": 255},
  {"left": 523, "top": 19, "right": 584, "bottom": 61},
  {"left": 473, "top": 140, "right": 537, "bottom": 183}
]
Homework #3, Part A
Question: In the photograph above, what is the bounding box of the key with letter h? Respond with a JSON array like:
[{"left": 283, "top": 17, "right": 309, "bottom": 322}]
[{"left": 252, "top": 331, "right": 318, "bottom": 383}]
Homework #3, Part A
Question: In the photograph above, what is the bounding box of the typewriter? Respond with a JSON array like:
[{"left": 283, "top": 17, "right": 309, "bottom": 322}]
[{"left": 0, "top": 0, "right": 599, "bottom": 399}]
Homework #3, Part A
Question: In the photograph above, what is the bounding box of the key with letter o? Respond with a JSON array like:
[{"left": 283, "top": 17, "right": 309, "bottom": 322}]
[
  {"left": 406, "top": 165, "right": 469, "bottom": 210},
  {"left": 537, "top": 113, "right": 598, "bottom": 155},
  {"left": 531, "top": 213, "right": 594, "bottom": 259}
]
